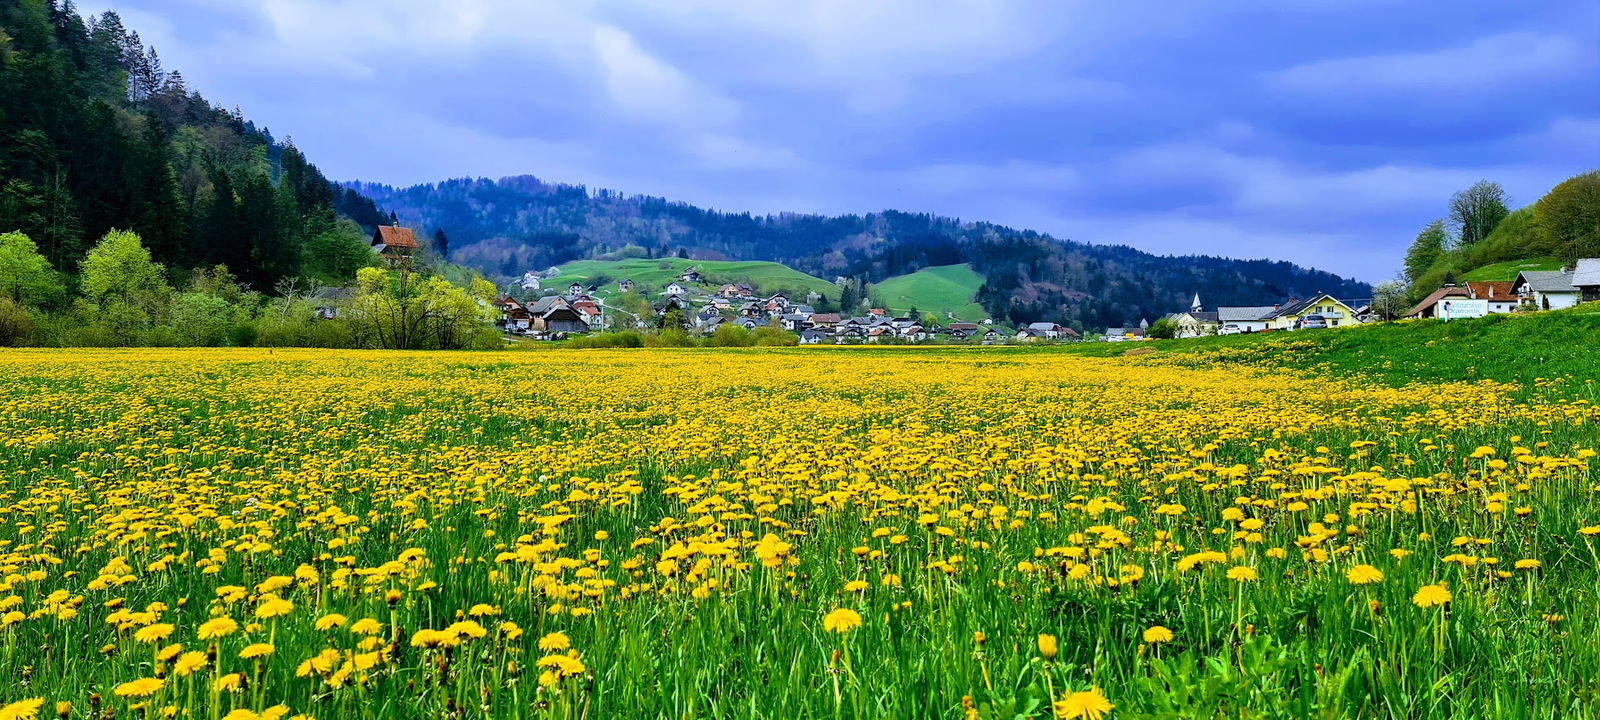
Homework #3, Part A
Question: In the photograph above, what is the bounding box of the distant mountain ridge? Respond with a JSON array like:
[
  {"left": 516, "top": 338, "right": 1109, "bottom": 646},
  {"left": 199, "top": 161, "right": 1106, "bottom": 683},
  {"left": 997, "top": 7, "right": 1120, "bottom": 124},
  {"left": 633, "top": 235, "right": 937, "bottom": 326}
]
[{"left": 347, "top": 175, "right": 1371, "bottom": 330}]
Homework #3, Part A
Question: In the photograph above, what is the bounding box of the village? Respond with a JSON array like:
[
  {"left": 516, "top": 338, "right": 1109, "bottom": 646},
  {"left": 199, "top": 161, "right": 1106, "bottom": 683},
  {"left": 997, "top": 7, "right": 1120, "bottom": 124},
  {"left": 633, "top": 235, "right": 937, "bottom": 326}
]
[
  {"left": 364, "top": 222, "right": 1600, "bottom": 344},
  {"left": 486, "top": 255, "right": 1600, "bottom": 344}
]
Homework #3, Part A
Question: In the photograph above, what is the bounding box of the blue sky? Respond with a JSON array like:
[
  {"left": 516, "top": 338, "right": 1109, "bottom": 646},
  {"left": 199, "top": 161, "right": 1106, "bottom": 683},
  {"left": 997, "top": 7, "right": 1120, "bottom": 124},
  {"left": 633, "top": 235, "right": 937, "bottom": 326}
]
[{"left": 86, "top": 0, "right": 1599, "bottom": 280}]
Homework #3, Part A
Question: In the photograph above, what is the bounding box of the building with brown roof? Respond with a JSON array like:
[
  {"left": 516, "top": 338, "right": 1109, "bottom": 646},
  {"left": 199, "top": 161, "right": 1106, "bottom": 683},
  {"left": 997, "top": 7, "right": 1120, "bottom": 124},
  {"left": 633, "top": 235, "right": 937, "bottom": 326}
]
[{"left": 371, "top": 223, "right": 420, "bottom": 262}]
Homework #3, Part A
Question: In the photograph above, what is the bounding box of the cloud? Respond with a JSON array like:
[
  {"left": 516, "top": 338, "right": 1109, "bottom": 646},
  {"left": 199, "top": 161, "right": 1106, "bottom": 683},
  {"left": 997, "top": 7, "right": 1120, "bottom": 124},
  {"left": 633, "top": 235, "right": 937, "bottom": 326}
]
[
  {"left": 591, "top": 25, "right": 737, "bottom": 125},
  {"left": 1268, "top": 32, "right": 1587, "bottom": 96}
]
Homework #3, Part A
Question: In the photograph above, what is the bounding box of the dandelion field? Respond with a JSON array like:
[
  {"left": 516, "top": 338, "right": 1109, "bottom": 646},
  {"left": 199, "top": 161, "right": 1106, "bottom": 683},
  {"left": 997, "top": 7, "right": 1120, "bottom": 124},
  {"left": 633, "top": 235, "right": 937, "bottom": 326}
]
[{"left": 0, "top": 346, "right": 1597, "bottom": 720}]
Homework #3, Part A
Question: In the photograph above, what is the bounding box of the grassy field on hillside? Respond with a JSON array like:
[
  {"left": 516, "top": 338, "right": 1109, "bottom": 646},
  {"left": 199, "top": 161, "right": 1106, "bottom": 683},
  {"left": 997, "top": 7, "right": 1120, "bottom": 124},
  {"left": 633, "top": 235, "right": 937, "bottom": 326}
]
[
  {"left": 1, "top": 325, "right": 1597, "bottom": 719},
  {"left": 1057, "top": 304, "right": 1600, "bottom": 394},
  {"left": 869, "top": 264, "right": 989, "bottom": 321},
  {"left": 551, "top": 258, "right": 837, "bottom": 300},
  {"left": 1460, "top": 257, "right": 1563, "bottom": 282}
]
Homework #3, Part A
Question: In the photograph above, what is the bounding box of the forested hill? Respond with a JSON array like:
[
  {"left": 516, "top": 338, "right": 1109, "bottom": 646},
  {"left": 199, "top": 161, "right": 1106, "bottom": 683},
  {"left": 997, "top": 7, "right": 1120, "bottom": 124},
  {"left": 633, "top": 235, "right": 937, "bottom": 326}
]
[
  {"left": 351, "top": 176, "right": 1371, "bottom": 329},
  {"left": 0, "top": 1, "right": 389, "bottom": 292}
]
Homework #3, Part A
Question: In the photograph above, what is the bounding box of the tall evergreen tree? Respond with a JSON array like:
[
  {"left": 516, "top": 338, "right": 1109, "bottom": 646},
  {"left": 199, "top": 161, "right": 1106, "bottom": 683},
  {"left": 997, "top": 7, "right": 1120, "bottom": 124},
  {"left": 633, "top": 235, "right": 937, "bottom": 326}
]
[{"left": 433, "top": 228, "right": 449, "bottom": 259}]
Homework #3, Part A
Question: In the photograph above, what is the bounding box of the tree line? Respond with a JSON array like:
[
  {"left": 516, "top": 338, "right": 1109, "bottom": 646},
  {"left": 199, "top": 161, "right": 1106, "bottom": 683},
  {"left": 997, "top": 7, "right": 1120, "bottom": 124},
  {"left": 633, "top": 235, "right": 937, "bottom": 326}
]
[
  {"left": 0, "top": 228, "right": 498, "bottom": 349},
  {"left": 0, "top": 1, "right": 390, "bottom": 296}
]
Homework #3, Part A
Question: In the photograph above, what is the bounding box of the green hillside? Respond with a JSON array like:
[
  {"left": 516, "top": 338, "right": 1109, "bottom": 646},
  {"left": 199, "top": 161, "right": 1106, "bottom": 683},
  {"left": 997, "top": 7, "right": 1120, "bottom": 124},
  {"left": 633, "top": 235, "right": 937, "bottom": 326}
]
[
  {"left": 1059, "top": 303, "right": 1600, "bottom": 392},
  {"left": 869, "top": 264, "right": 990, "bottom": 321},
  {"left": 549, "top": 258, "right": 836, "bottom": 300},
  {"left": 1461, "top": 257, "right": 1563, "bottom": 282}
]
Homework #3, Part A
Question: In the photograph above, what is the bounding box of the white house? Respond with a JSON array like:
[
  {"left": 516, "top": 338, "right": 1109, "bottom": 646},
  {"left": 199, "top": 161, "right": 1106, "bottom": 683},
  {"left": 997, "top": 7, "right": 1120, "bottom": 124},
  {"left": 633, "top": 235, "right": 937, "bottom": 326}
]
[
  {"left": 1573, "top": 258, "right": 1600, "bottom": 303},
  {"left": 1511, "top": 270, "right": 1579, "bottom": 310},
  {"left": 1216, "top": 306, "right": 1276, "bottom": 333}
]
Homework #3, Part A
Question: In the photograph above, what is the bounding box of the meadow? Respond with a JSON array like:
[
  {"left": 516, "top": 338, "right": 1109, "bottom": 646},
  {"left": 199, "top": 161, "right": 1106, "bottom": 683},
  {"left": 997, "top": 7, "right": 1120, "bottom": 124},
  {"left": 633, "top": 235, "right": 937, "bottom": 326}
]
[{"left": 0, "top": 342, "right": 1596, "bottom": 720}]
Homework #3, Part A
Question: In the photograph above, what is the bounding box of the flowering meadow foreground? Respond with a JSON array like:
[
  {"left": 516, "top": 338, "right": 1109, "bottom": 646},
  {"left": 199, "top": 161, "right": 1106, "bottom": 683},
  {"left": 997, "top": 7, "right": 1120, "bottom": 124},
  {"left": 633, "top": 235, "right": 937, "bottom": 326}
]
[{"left": 0, "top": 346, "right": 1597, "bottom": 720}]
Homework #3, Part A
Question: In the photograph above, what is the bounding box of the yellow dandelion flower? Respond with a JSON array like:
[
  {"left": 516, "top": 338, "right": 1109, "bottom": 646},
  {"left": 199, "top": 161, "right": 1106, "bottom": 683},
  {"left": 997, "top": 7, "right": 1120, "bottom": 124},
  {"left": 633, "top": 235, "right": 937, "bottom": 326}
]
[
  {"left": 1053, "top": 687, "right": 1114, "bottom": 720},
  {"left": 1346, "top": 564, "right": 1384, "bottom": 585},
  {"left": 1412, "top": 584, "right": 1453, "bottom": 608},
  {"left": 537, "top": 632, "right": 571, "bottom": 652},
  {"left": 1037, "top": 633, "right": 1058, "bottom": 660},
  {"left": 239, "top": 643, "right": 274, "bottom": 659},
  {"left": 197, "top": 617, "right": 238, "bottom": 639},
  {"left": 113, "top": 677, "right": 164, "bottom": 697},
  {"left": 0, "top": 698, "right": 44, "bottom": 720},
  {"left": 174, "top": 651, "right": 207, "bottom": 677},
  {"left": 1143, "top": 626, "right": 1174, "bottom": 644},
  {"left": 822, "top": 608, "right": 863, "bottom": 634}
]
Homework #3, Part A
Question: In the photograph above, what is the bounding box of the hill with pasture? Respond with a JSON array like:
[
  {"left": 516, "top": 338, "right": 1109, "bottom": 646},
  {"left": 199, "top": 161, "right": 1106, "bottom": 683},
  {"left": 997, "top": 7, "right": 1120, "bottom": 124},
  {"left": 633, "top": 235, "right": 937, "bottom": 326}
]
[
  {"left": 868, "top": 264, "right": 989, "bottom": 321},
  {"left": 1460, "top": 257, "right": 1565, "bottom": 282}
]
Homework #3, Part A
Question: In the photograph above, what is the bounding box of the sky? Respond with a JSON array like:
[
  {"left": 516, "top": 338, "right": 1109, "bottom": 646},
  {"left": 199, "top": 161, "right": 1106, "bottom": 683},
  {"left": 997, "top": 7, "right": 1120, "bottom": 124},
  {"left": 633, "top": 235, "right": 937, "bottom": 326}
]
[{"left": 83, "top": 0, "right": 1600, "bottom": 281}]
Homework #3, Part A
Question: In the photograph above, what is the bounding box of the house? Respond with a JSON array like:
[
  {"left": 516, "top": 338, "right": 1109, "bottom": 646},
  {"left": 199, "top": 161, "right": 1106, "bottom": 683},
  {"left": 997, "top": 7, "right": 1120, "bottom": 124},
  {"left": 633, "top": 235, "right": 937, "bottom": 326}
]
[
  {"left": 778, "top": 313, "right": 809, "bottom": 331},
  {"left": 799, "top": 328, "right": 831, "bottom": 344},
  {"left": 571, "top": 299, "right": 604, "bottom": 329},
  {"left": 735, "top": 317, "right": 762, "bottom": 330},
  {"left": 663, "top": 282, "right": 688, "bottom": 297},
  {"left": 1405, "top": 285, "right": 1471, "bottom": 319},
  {"left": 567, "top": 282, "right": 584, "bottom": 297},
  {"left": 1511, "top": 270, "right": 1579, "bottom": 310},
  {"left": 1216, "top": 306, "right": 1275, "bottom": 333},
  {"left": 981, "top": 328, "right": 1009, "bottom": 345},
  {"left": 808, "top": 313, "right": 841, "bottom": 328},
  {"left": 617, "top": 278, "right": 635, "bottom": 293},
  {"left": 1103, "top": 326, "right": 1147, "bottom": 342},
  {"left": 1572, "top": 258, "right": 1600, "bottom": 303},
  {"left": 1264, "top": 294, "right": 1358, "bottom": 329},
  {"left": 524, "top": 296, "right": 589, "bottom": 334},
  {"left": 1024, "top": 321, "right": 1080, "bottom": 341},
  {"left": 371, "top": 223, "right": 419, "bottom": 263},
  {"left": 898, "top": 324, "right": 927, "bottom": 342},
  {"left": 679, "top": 267, "right": 703, "bottom": 283},
  {"left": 657, "top": 295, "right": 691, "bottom": 314},
  {"left": 1465, "top": 282, "right": 1519, "bottom": 314},
  {"left": 718, "top": 283, "right": 753, "bottom": 298},
  {"left": 1162, "top": 311, "right": 1220, "bottom": 338},
  {"left": 766, "top": 293, "right": 790, "bottom": 310},
  {"left": 519, "top": 272, "right": 542, "bottom": 291},
  {"left": 310, "top": 286, "right": 356, "bottom": 319},
  {"left": 1022, "top": 322, "right": 1057, "bottom": 340}
]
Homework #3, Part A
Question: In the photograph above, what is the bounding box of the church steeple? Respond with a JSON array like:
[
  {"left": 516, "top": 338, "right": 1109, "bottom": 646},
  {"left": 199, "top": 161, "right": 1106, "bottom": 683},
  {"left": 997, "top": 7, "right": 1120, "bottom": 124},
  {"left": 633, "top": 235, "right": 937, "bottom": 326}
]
[{"left": 1191, "top": 292, "right": 1202, "bottom": 312}]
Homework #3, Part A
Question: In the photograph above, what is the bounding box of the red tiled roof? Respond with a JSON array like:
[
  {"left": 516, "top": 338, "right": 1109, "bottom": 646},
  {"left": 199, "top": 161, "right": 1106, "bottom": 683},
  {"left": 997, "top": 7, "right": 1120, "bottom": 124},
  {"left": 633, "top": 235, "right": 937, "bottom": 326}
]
[
  {"left": 375, "top": 225, "right": 419, "bottom": 249},
  {"left": 1467, "top": 281, "right": 1516, "bottom": 302}
]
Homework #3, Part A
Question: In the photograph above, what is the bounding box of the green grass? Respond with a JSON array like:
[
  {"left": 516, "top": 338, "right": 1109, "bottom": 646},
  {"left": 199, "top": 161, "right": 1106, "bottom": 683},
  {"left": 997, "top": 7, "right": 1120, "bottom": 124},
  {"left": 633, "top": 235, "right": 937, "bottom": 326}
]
[
  {"left": 1460, "top": 257, "right": 1563, "bottom": 282},
  {"left": 550, "top": 258, "right": 838, "bottom": 301},
  {"left": 1056, "top": 303, "right": 1600, "bottom": 395},
  {"left": 869, "top": 264, "right": 990, "bottom": 321}
]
